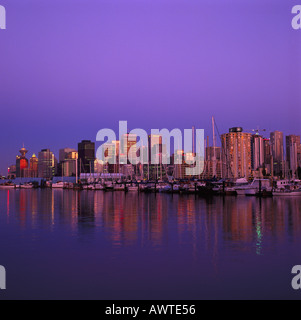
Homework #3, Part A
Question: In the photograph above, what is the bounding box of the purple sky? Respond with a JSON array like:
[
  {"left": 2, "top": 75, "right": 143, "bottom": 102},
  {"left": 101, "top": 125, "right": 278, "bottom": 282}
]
[{"left": 0, "top": 0, "right": 300, "bottom": 175}]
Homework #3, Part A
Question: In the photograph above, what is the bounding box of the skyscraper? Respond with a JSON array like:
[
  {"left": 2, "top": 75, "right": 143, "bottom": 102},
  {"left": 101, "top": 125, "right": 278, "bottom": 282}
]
[
  {"left": 29, "top": 154, "right": 38, "bottom": 178},
  {"left": 59, "top": 148, "right": 78, "bottom": 177},
  {"left": 38, "top": 149, "right": 56, "bottom": 179},
  {"left": 121, "top": 133, "right": 137, "bottom": 164},
  {"left": 16, "top": 146, "right": 29, "bottom": 178},
  {"left": 78, "top": 140, "right": 95, "bottom": 174},
  {"left": 270, "top": 131, "right": 284, "bottom": 177},
  {"left": 103, "top": 140, "right": 120, "bottom": 173},
  {"left": 221, "top": 127, "right": 252, "bottom": 179},
  {"left": 286, "top": 135, "right": 300, "bottom": 178},
  {"left": 147, "top": 134, "right": 163, "bottom": 180},
  {"left": 251, "top": 134, "right": 265, "bottom": 170}
]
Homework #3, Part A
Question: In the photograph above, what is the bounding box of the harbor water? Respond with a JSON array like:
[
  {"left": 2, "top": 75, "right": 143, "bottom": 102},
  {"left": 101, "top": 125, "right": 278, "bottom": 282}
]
[{"left": 0, "top": 189, "right": 300, "bottom": 299}]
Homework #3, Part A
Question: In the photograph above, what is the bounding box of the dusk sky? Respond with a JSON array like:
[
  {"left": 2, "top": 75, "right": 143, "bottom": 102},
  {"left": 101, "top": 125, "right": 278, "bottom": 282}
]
[{"left": 0, "top": 0, "right": 300, "bottom": 175}]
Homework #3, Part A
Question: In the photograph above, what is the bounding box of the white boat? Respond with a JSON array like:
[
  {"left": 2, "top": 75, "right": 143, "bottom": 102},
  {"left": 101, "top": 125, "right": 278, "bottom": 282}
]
[
  {"left": 273, "top": 189, "right": 301, "bottom": 196},
  {"left": 127, "top": 185, "right": 138, "bottom": 192},
  {"left": 20, "top": 183, "right": 34, "bottom": 189},
  {"left": 94, "top": 184, "right": 104, "bottom": 190},
  {"left": 234, "top": 178, "right": 250, "bottom": 195},
  {"left": 236, "top": 179, "right": 271, "bottom": 196},
  {"left": 52, "top": 182, "right": 65, "bottom": 189},
  {"left": 0, "top": 183, "right": 15, "bottom": 189}
]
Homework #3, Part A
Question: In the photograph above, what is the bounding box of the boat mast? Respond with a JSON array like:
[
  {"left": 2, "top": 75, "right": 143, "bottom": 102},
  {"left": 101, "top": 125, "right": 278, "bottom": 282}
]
[{"left": 212, "top": 116, "right": 217, "bottom": 178}]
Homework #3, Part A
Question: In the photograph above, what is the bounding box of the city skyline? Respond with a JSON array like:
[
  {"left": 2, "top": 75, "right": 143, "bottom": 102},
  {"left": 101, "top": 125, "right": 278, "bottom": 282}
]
[{"left": 5, "top": 126, "right": 301, "bottom": 181}]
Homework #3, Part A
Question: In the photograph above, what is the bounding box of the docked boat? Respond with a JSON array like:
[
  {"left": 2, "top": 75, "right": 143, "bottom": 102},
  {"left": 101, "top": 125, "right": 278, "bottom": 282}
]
[
  {"left": 179, "top": 184, "right": 195, "bottom": 194},
  {"left": 83, "top": 184, "right": 95, "bottom": 190},
  {"left": 237, "top": 179, "right": 271, "bottom": 196},
  {"left": 94, "top": 184, "right": 104, "bottom": 190},
  {"left": 20, "top": 183, "right": 34, "bottom": 189},
  {"left": 234, "top": 178, "right": 250, "bottom": 195},
  {"left": 104, "top": 182, "right": 114, "bottom": 191},
  {"left": 52, "top": 182, "right": 65, "bottom": 189},
  {"left": 273, "top": 188, "right": 301, "bottom": 196},
  {"left": 0, "top": 182, "right": 16, "bottom": 189},
  {"left": 127, "top": 185, "right": 138, "bottom": 192},
  {"left": 224, "top": 186, "right": 237, "bottom": 196}
]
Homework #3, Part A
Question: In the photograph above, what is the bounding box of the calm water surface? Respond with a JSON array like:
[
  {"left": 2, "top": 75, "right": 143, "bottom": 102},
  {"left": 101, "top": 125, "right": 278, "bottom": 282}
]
[{"left": 0, "top": 189, "right": 300, "bottom": 300}]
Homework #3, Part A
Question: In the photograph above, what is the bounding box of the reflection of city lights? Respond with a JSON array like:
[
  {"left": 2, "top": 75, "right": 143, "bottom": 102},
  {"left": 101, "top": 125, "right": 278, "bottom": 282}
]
[{"left": 255, "top": 213, "right": 263, "bottom": 256}]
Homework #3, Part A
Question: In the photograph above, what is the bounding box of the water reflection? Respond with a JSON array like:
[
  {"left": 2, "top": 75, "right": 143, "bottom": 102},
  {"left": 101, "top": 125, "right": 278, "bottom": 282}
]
[{"left": 2, "top": 189, "right": 301, "bottom": 256}]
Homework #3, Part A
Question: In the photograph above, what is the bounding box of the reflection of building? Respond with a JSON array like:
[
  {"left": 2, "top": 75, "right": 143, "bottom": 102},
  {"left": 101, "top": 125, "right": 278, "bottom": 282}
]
[
  {"left": 16, "top": 146, "right": 29, "bottom": 178},
  {"left": 78, "top": 140, "right": 95, "bottom": 174},
  {"left": 221, "top": 127, "right": 252, "bottom": 179},
  {"left": 270, "top": 131, "right": 284, "bottom": 177},
  {"left": 286, "top": 135, "right": 300, "bottom": 178},
  {"left": 38, "top": 149, "right": 56, "bottom": 179}
]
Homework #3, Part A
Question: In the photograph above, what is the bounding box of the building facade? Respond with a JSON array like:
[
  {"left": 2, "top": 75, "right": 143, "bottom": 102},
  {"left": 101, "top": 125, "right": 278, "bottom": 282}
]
[
  {"left": 221, "top": 127, "right": 252, "bottom": 179},
  {"left": 38, "top": 149, "right": 56, "bottom": 179},
  {"left": 270, "top": 131, "right": 284, "bottom": 177},
  {"left": 286, "top": 135, "right": 301, "bottom": 178},
  {"left": 78, "top": 140, "right": 95, "bottom": 174}
]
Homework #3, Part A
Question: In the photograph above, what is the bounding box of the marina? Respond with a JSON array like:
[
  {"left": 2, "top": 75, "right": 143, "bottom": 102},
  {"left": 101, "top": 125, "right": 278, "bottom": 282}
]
[{"left": 1, "top": 177, "right": 301, "bottom": 197}]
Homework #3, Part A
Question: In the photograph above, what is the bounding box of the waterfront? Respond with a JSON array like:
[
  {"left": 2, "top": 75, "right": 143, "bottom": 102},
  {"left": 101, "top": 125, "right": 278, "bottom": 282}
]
[{"left": 0, "top": 189, "right": 300, "bottom": 300}]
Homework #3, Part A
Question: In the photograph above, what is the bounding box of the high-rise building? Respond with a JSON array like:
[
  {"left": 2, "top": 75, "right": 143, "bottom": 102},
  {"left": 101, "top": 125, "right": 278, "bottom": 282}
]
[
  {"left": 263, "top": 138, "right": 273, "bottom": 176},
  {"left": 59, "top": 148, "right": 77, "bottom": 163},
  {"left": 270, "top": 131, "right": 284, "bottom": 177},
  {"left": 38, "top": 149, "right": 56, "bottom": 179},
  {"left": 121, "top": 133, "right": 137, "bottom": 164},
  {"left": 172, "top": 150, "right": 196, "bottom": 179},
  {"left": 103, "top": 140, "right": 120, "bottom": 173},
  {"left": 16, "top": 146, "right": 29, "bottom": 178},
  {"left": 78, "top": 140, "right": 95, "bottom": 174},
  {"left": 286, "top": 135, "right": 300, "bottom": 178},
  {"left": 251, "top": 134, "right": 265, "bottom": 170},
  {"left": 147, "top": 134, "right": 164, "bottom": 180},
  {"left": 58, "top": 148, "right": 78, "bottom": 177},
  {"left": 29, "top": 154, "right": 39, "bottom": 178},
  {"left": 221, "top": 127, "right": 252, "bottom": 179}
]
